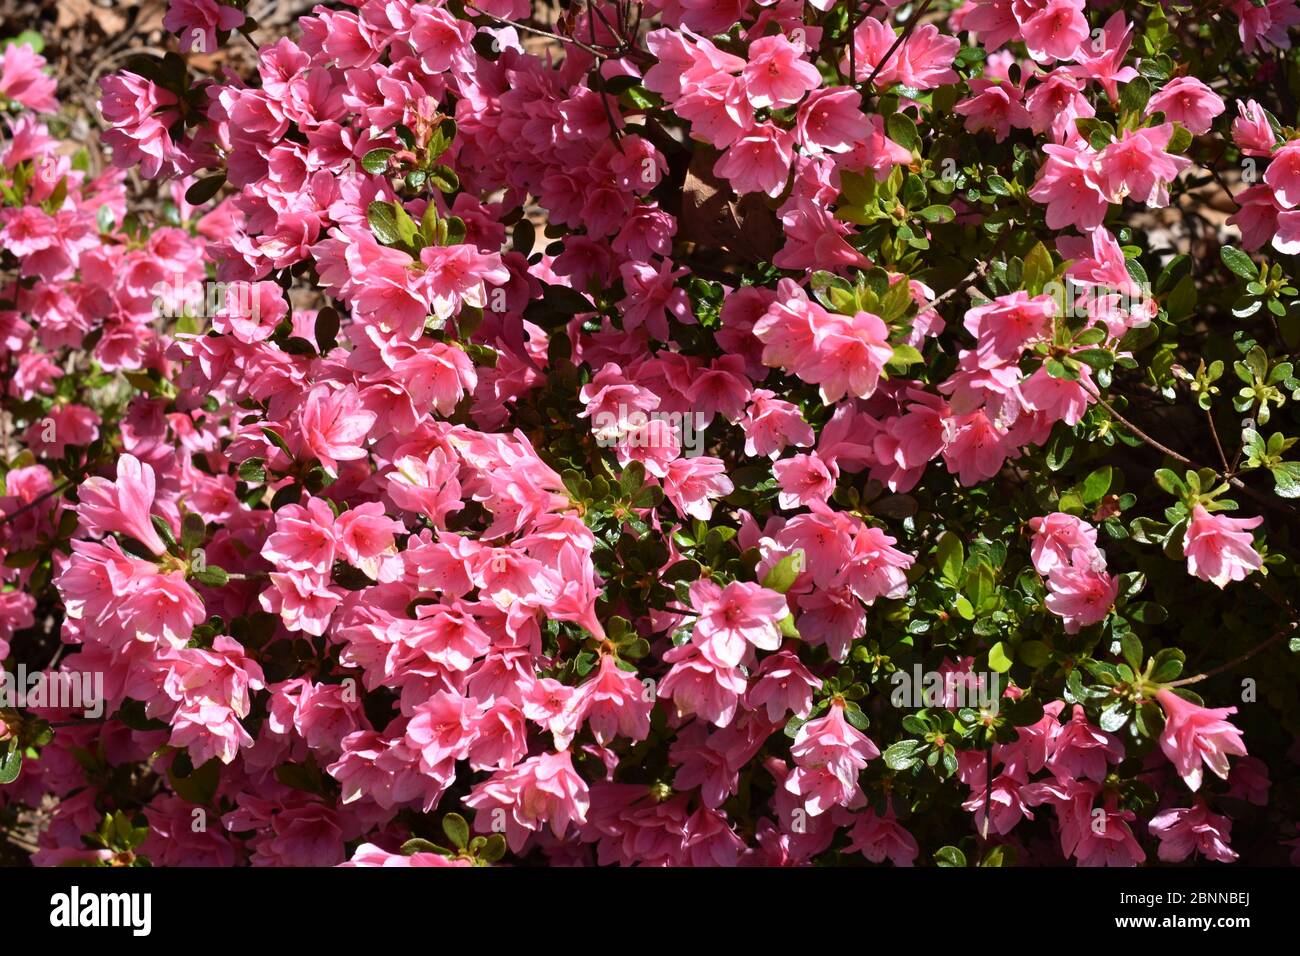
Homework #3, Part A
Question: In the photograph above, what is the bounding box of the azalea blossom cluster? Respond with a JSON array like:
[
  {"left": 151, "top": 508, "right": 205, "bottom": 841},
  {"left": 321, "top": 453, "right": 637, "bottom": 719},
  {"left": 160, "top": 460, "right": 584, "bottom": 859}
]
[{"left": 0, "top": 0, "right": 1298, "bottom": 868}]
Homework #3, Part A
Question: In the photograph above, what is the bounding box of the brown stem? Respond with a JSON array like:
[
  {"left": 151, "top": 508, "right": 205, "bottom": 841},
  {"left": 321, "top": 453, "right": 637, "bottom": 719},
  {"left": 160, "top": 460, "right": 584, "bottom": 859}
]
[
  {"left": 466, "top": 5, "right": 616, "bottom": 59},
  {"left": 862, "top": 0, "right": 935, "bottom": 90},
  {"left": 1205, "top": 408, "right": 1231, "bottom": 477},
  {"left": 1079, "top": 381, "right": 1298, "bottom": 517},
  {"left": 1166, "top": 621, "right": 1297, "bottom": 687},
  {"left": 0, "top": 480, "right": 71, "bottom": 528}
]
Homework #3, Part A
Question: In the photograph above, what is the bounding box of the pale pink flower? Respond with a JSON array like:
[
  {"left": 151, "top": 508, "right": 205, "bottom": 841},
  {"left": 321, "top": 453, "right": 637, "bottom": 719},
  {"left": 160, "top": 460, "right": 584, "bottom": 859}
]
[
  {"left": 1231, "top": 99, "right": 1277, "bottom": 157},
  {"left": 164, "top": 0, "right": 246, "bottom": 54},
  {"left": 845, "top": 809, "right": 919, "bottom": 866},
  {"left": 1029, "top": 513, "right": 1100, "bottom": 575},
  {"left": 690, "top": 578, "right": 789, "bottom": 666},
  {"left": 1146, "top": 77, "right": 1225, "bottom": 135},
  {"left": 76, "top": 453, "right": 169, "bottom": 556},
  {"left": 297, "top": 385, "right": 376, "bottom": 476},
  {"left": 774, "top": 452, "right": 839, "bottom": 510},
  {"left": 1044, "top": 561, "right": 1118, "bottom": 633},
  {"left": 747, "top": 650, "right": 820, "bottom": 723},
  {"left": 1155, "top": 689, "right": 1248, "bottom": 791},
  {"left": 1183, "top": 505, "right": 1264, "bottom": 588},
  {"left": 573, "top": 655, "right": 654, "bottom": 745},
  {"left": 0, "top": 41, "right": 57, "bottom": 113},
  {"left": 1149, "top": 802, "right": 1238, "bottom": 863},
  {"left": 1095, "top": 124, "right": 1193, "bottom": 207},
  {"left": 713, "top": 123, "right": 795, "bottom": 198},
  {"left": 742, "top": 35, "right": 821, "bottom": 109},
  {"left": 785, "top": 702, "right": 879, "bottom": 815},
  {"left": 662, "top": 456, "right": 734, "bottom": 521}
]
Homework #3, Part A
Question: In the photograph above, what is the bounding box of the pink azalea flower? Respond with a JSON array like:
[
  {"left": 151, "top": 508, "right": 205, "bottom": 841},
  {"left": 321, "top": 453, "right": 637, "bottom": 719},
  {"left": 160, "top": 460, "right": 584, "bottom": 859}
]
[
  {"left": 1028, "top": 142, "right": 1111, "bottom": 232},
  {"left": 1149, "top": 802, "right": 1239, "bottom": 863},
  {"left": 742, "top": 34, "right": 821, "bottom": 109},
  {"left": 464, "top": 750, "right": 590, "bottom": 853},
  {"left": 1047, "top": 704, "right": 1124, "bottom": 782},
  {"left": 1183, "top": 505, "right": 1264, "bottom": 588},
  {"left": 0, "top": 41, "right": 58, "bottom": 113},
  {"left": 785, "top": 702, "right": 879, "bottom": 815},
  {"left": 1095, "top": 124, "right": 1193, "bottom": 207},
  {"left": 1044, "top": 560, "right": 1118, "bottom": 633},
  {"left": 1029, "top": 512, "right": 1101, "bottom": 575},
  {"left": 845, "top": 808, "right": 919, "bottom": 866},
  {"left": 76, "top": 453, "right": 169, "bottom": 556},
  {"left": 1019, "top": 0, "right": 1089, "bottom": 63},
  {"left": 573, "top": 655, "right": 654, "bottom": 744},
  {"left": 747, "top": 649, "right": 820, "bottom": 722},
  {"left": 663, "top": 456, "right": 735, "bottom": 521},
  {"left": 1155, "top": 689, "right": 1248, "bottom": 791},
  {"left": 954, "top": 79, "right": 1031, "bottom": 142},
  {"left": 1146, "top": 76, "right": 1225, "bottom": 135},
  {"left": 1231, "top": 99, "right": 1277, "bottom": 157},
  {"left": 773, "top": 452, "right": 839, "bottom": 510},
  {"left": 713, "top": 122, "right": 796, "bottom": 198},
  {"left": 795, "top": 87, "right": 869, "bottom": 154},
  {"left": 658, "top": 640, "right": 749, "bottom": 728},
  {"left": 297, "top": 384, "right": 376, "bottom": 476},
  {"left": 163, "top": 0, "right": 246, "bottom": 54},
  {"left": 1264, "top": 140, "right": 1300, "bottom": 209},
  {"left": 689, "top": 578, "right": 790, "bottom": 666}
]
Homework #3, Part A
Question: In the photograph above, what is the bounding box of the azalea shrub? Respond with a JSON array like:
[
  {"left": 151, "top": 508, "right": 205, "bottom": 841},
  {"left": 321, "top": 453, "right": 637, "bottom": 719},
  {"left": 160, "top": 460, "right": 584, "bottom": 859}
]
[{"left": 1, "top": 0, "right": 1299, "bottom": 869}]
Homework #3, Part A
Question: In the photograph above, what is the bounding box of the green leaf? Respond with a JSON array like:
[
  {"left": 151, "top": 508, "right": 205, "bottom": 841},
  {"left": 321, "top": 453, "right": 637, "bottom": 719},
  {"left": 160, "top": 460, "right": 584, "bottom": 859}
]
[
  {"left": 882, "top": 739, "right": 926, "bottom": 771},
  {"left": 885, "top": 112, "right": 920, "bottom": 152},
  {"left": 1150, "top": 648, "right": 1184, "bottom": 682},
  {"left": 361, "top": 149, "right": 395, "bottom": 174},
  {"left": 988, "top": 642, "right": 1013, "bottom": 673},
  {"left": 1081, "top": 466, "right": 1113, "bottom": 504},
  {"left": 367, "top": 200, "right": 402, "bottom": 246},
  {"left": 934, "top": 846, "right": 967, "bottom": 867},
  {"left": 192, "top": 565, "right": 229, "bottom": 588},
  {"left": 1022, "top": 242, "right": 1054, "bottom": 296},
  {"left": 184, "top": 174, "right": 226, "bottom": 206},
  {"left": 428, "top": 163, "right": 460, "bottom": 194},
  {"left": 152, "top": 515, "right": 178, "bottom": 552},
  {"left": 1270, "top": 461, "right": 1300, "bottom": 498},
  {"left": 1017, "top": 640, "right": 1049, "bottom": 668},
  {"left": 181, "top": 513, "right": 207, "bottom": 553},
  {"left": 1099, "top": 698, "right": 1131, "bottom": 733},
  {"left": 1119, "top": 633, "right": 1143, "bottom": 672},
  {"left": 1220, "top": 246, "right": 1258, "bottom": 281},
  {"left": 479, "top": 833, "right": 508, "bottom": 863},
  {"left": 238, "top": 459, "right": 266, "bottom": 484},
  {"left": 1073, "top": 348, "right": 1114, "bottom": 371},
  {"left": 442, "top": 812, "right": 470, "bottom": 850},
  {"left": 934, "top": 531, "right": 964, "bottom": 588},
  {"left": 917, "top": 204, "right": 955, "bottom": 223},
  {"left": 1153, "top": 468, "right": 1187, "bottom": 496},
  {"left": 1119, "top": 75, "right": 1151, "bottom": 115},
  {"left": 887, "top": 343, "right": 924, "bottom": 371},
  {"left": 0, "top": 741, "right": 22, "bottom": 785},
  {"left": 762, "top": 550, "right": 806, "bottom": 594},
  {"left": 167, "top": 757, "right": 219, "bottom": 804}
]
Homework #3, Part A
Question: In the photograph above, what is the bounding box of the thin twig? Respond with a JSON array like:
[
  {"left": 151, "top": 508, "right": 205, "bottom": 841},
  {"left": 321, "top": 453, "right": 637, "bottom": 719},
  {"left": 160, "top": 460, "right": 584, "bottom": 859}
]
[
  {"left": 466, "top": 4, "right": 617, "bottom": 59},
  {"left": 0, "top": 480, "right": 71, "bottom": 528},
  {"left": 1166, "top": 620, "right": 1297, "bottom": 687},
  {"left": 862, "top": 0, "right": 935, "bottom": 90},
  {"left": 1205, "top": 408, "right": 1231, "bottom": 477},
  {"left": 1078, "top": 380, "right": 1298, "bottom": 517}
]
